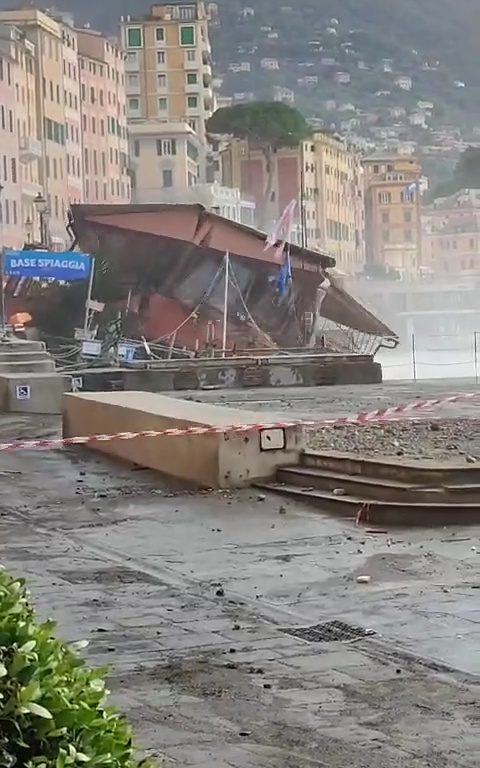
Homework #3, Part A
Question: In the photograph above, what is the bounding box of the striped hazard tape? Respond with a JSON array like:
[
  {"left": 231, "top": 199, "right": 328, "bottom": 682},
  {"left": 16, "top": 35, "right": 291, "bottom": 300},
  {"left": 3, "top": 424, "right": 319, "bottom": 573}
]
[{"left": 0, "top": 390, "right": 478, "bottom": 452}]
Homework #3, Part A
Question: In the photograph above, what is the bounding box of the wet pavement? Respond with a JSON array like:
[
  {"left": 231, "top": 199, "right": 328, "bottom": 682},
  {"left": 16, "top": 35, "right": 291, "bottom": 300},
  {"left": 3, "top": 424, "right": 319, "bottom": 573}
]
[{"left": 0, "top": 382, "right": 480, "bottom": 767}]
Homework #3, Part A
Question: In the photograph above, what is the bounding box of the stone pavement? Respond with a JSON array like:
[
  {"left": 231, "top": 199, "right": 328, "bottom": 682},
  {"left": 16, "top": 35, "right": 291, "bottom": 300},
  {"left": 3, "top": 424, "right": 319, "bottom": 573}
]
[{"left": 0, "top": 434, "right": 479, "bottom": 767}]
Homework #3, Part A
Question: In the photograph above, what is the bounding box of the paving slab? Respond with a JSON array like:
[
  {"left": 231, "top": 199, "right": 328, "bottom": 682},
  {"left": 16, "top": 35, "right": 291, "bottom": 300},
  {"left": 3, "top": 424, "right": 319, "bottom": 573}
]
[{"left": 0, "top": 409, "right": 479, "bottom": 766}]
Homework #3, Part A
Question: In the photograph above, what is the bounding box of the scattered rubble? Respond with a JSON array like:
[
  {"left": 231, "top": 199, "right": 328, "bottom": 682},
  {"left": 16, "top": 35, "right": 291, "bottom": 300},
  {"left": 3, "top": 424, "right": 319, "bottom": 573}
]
[{"left": 308, "top": 418, "right": 480, "bottom": 461}]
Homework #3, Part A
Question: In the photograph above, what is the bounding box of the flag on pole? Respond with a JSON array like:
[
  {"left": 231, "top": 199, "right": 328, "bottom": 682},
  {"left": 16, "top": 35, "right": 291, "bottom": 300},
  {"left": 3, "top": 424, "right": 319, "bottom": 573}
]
[
  {"left": 404, "top": 180, "right": 420, "bottom": 201},
  {"left": 264, "top": 199, "right": 298, "bottom": 250},
  {"left": 275, "top": 247, "right": 292, "bottom": 297}
]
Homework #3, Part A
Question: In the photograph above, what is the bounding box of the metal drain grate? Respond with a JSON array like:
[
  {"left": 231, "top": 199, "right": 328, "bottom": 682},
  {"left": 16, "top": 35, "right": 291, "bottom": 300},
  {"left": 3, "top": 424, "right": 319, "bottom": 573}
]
[{"left": 283, "top": 620, "right": 373, "bottom": 643}]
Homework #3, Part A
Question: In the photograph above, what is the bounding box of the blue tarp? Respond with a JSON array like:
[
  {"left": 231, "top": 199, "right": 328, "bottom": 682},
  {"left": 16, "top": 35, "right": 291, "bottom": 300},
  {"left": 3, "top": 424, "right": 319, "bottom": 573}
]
[{"left": 3, "top": 250, "right": 91, "bottom": 281}]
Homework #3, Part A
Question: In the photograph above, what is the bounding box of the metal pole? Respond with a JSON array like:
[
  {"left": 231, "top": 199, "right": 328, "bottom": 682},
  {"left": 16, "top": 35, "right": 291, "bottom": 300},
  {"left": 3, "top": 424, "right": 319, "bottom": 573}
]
[
  {"left": 83, "top": 256, "right": 95, "bottom": 338},
  {"left": 411, "top": 331, "right": 417, "bottom": 382},
  {"left": 222, "top": 252, "right": 229, "bottom": 358},
  {"left": 474, "top": 331, "right": 478, "bottom": 385}
]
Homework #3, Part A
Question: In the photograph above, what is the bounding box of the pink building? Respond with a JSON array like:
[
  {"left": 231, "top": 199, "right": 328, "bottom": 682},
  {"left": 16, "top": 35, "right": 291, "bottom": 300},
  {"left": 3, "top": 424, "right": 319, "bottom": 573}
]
[
  {"left": 77, "top": 29, "right": 130, "bottom": 204},
  {"left": 0, "top": 39, "right": 23, "bottom": 248},
  {"left": 63, "top": 26, "right": 82, "bottom": 205}
]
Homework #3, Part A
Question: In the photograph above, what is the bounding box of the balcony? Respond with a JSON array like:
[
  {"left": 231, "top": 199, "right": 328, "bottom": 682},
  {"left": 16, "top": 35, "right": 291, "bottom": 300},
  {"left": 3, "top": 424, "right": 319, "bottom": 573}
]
[
  {"left": 19, "top": 136, "right": 42, "bottom": 164},
  {"left": 21, "top": 179, "right": 42, "bottom": 199}
]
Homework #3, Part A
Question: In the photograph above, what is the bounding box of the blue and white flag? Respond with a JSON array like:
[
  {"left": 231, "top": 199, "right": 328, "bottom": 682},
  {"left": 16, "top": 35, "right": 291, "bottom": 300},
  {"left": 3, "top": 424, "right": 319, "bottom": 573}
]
[
  {"left": 275, "top": 248, "right": 292, "bottom": 297},
  {"left": 404, "top": 180, "right": 420, "bottom": 201}
]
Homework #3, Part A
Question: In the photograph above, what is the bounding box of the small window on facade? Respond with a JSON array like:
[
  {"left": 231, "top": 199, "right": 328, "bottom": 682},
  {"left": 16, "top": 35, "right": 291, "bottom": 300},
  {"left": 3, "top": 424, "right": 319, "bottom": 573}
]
[
  {"left": 187, "top": 95, "right": 198, "bottom": 108},
  {"left": 180, "top": 26, "right": 195, "bottom": 46},
  {"left": 187, "top": 72, "right": 197, "bottom": 84},
  {"left": 156, "top": 27, "right": 165, "bottom": 42},
  {"left": 127, "top": 28, "right": 143, "bottom": 48}
]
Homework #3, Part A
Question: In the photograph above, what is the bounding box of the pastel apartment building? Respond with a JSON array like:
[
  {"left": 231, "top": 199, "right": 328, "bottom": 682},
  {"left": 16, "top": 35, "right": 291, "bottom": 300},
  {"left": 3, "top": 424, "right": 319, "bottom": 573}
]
[
  {"left": 0, "top": 6, "right": 130, "bottom": 250},
  {"left": 221, "top": 132, "right": 365, "bottom": 275},
  {"left": 77, "top": 28, "right": 129, "bottom": 204},
  {"left": 121, "top": 1, "right": 215, "bottom": 142}
]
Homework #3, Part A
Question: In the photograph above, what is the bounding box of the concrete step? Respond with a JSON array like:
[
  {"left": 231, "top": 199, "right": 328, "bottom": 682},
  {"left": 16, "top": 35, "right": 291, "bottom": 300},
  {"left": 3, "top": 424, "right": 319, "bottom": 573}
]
[
  {"left": 301, "top": 451, "right": 480, "bottom": 485},
  {"left": 275, "top": 466, "right": 468, "bottom": 503},
  {"left": 0, "top": 340, "right": 46, "bottom": 353},
  {"left": 0, "top": 360, "right": 56, "bottom": 374},
  {"left": 0, "top": 350, "right": 53, "bottom": 363},
  {"left": 255, "top": 482, "right": 480, "bottom": 527}
]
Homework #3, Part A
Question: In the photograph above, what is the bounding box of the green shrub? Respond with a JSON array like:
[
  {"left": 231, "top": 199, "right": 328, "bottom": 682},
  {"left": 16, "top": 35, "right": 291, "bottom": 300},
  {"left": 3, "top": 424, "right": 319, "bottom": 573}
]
[{"left": 0, "top": 569, "right": 153, "bottom": 768}]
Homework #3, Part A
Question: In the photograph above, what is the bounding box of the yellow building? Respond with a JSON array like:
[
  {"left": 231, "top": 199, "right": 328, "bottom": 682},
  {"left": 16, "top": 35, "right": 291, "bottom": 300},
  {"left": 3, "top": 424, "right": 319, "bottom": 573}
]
[
  {"left": 221, "top": 131, "right": 365, "bottom": 274},
  {"left": 121, "top": 1, "right": 214, "bottom": 142},
  {"left": 129, "top": 119, "right": 206, "bottom": 202},
  {"left": 313, "top": 132, "right": 365, "bottom": 275},
  {"left": 0, "top": 22, "right": 42, "bottom": 248},
  {"left": 0, "top": 7, "right": 81, "bottom": 246},
  {"left": 362, "top": 152, "right": 422, "bottom": 278}
]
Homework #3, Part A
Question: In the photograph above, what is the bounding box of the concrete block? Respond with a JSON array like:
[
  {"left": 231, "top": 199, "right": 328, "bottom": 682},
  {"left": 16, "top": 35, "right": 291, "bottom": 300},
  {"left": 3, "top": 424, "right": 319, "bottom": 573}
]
[
  {"left": 0, "top": 373, "right": 70, "bottom": 414},
  {"left": 0, "top": 360, "right": 55, "bottom": 373},
  {"left": 0, "top": 341, "right": 47, "bottom": 355},
  {"left": 0, "top": 350, "right": 53, "bottom": 364},
  {"left": 63, "top": 391, "right": 305, "bottom": 488}
]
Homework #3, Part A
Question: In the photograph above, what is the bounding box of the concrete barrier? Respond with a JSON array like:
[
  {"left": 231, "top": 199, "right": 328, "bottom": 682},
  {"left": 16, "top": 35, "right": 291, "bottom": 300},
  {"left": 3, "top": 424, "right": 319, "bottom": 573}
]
[
  {"left": 0, "top": 373, "right": 70, "bottom": 414},
  {"left": 63, "top": 391, "right": 304, "bottom": 488}
]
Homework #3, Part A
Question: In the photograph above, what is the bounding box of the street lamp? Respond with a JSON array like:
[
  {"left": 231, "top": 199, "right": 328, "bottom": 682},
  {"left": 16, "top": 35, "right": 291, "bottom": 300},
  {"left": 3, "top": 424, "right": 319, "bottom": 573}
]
[
  {"left": 33, "top": 192, "right": 48, "bottom": 247},
  {"left": 24, "top": 216, "right": 33, "bottom": 244}
]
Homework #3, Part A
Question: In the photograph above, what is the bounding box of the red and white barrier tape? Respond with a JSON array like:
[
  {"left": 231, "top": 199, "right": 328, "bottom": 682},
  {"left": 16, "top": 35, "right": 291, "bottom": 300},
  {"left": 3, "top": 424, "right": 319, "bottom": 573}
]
[{"left": 0, "top": 391, "right": 478, "bottom": 453}]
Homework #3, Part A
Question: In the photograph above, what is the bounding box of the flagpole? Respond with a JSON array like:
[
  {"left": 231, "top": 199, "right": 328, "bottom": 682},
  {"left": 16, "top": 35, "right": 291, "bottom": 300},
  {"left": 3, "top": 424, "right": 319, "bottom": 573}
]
[
  {"left": 222, "top": 251, "right": 229, "bottom": 358},
  {"left": 83, "top": 256, "right": 95, "bottom": 338}
]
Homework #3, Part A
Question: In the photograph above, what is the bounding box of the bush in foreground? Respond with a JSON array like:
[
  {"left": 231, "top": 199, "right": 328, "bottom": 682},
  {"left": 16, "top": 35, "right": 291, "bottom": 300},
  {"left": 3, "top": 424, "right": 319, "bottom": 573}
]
[{"left": 0, "top": 569, "right": 153, "bottom": 768}]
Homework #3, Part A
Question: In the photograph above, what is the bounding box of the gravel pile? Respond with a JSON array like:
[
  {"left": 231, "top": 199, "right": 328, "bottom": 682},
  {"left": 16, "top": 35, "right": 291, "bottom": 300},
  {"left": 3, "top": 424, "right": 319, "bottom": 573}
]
[{"left": 307, "top": 418, "right": 480, "bottom": 462}]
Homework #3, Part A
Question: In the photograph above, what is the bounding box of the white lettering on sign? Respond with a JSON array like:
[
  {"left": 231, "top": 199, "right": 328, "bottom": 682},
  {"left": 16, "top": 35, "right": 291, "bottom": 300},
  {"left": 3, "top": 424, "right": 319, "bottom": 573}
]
[{"left": 9, "top": 258, "right": 87, "bottom": 272}]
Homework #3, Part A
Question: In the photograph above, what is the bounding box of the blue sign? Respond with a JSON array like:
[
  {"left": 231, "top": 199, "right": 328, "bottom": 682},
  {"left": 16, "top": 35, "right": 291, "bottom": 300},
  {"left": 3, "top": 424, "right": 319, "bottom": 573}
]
[{"left": 3, "top": 250, "right": 91, "bottom": 282}]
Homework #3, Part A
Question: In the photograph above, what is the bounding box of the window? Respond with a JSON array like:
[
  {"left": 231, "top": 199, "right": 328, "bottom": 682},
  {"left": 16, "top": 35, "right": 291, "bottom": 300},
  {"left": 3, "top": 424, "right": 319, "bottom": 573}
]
[
  {"left": 157, "top": 74, "right": 167, "bottom": 88},
  {"left": 404, "top": 210, "right": 412, "bottom": 223},
  {"left": 158, "top": 97, "right": 168, "bottom": 112},
  {"left": 156, "top": 139, "right": 176, "bottom": 156},
  {"left": 187, "top": 140, "right": 199, "bottom": 160},
  {"left": 11, "top": 158, "right": 17, "bottom": 183},
  {"left": 53, "top": 158, "right": 57, "bottom": 179},
  {"left": 156, "top": 27, "right": 165, "bottom": 42},
  {"left": 90, "top": 86, "right": 95, "bottom": 104},
  {"left": 157, "top": 50, "right": 166, "bottom": 65},
  {"left": 127, "top": 27, "right": 143, "bottom": 48},
  {"left": 186, "top": 49, "right": 196, "bottom": 62},
  {"left": 180, "top": 25, "right": 195, "bottom": 46},
  {"left": 405, "top": 229, "right": 413, "bottom": 242},
  {"left": 128, "top": 74, "right": 139, "bottom": 87},
  {"left": 84, "top": 147, "right": 89, "bottom": 174},
  {"left": 383, "top": 230, "right": 390, "bottom": 242},
  {"left": 127, "top": 97, "right": 140, "bottom": 113},
  {"left": 378, "top": 191, "right": 391, "bottom": 204},
  {"left": 187, "top": 72, "right": 198, "bottom": 85},
  {"left": 178, "top": 5, "right": 196, "bottom": 20},
  {"left": 134, "top": 141, "right": 140, "bottom": 157},
  {"left": 162, "top": 169, "right": 173, "bottom": 187},
  {"left": 373, "top": 164, "right": 379, "bottom": 174},
  {"left": 187, "top": 95, "right": 198, "bottom": 108},
  {"left": 382, "top": 212, "right": 389, "bottom": 224},
  {"left": 126, "top": 51, "right": 138, "bottom": 66}
]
